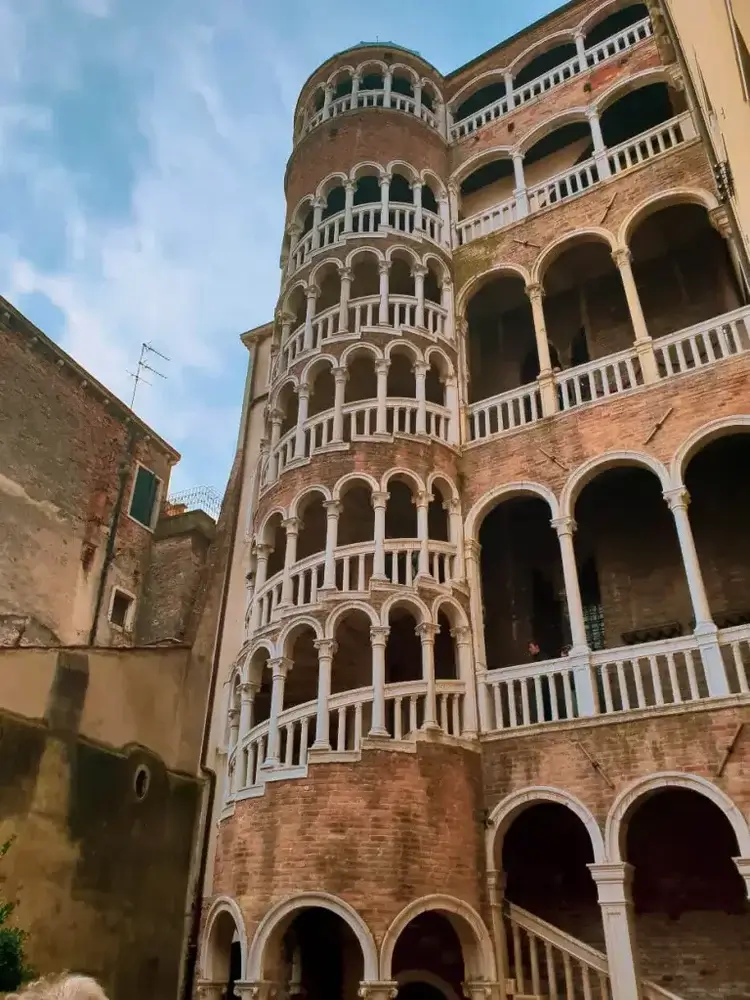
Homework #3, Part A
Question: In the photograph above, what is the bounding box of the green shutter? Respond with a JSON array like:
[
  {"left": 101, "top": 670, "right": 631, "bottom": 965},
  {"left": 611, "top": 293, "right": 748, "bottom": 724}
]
[{"left": 129, "top": 466, "right": 158, "bottom": 527}]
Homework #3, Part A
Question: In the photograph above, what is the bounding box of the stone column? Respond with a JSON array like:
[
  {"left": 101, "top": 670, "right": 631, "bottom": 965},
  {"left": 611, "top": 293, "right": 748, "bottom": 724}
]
[
  {"left": 312, "top": 638, "right": 337, "bottom": 750},
  {"left": 249, "top": 543, "right": 271, "bottom": 633},
  {"left": 446, "top": 496, "right": 464, "bottom": 578},
  {"left": 448, "top": 182, "right": 459, "bottom": 248},
  {"left": 343, "top": 181, "right": 356, "bottom": 232},
  {"left": 294, "top": 384, "right": 309, "bottom": 459},
  {"left": 413, "top": 265, "right": 427, "bottom": 329},
  {"left": 279, "top": 517, "right": 299, "bottom": 606},
  {"left": 513, "top": 151, "right": 529, "bottom": 217},
  {"left": 588, "top": 863, "right": 643, "bottom": 1000},
  {"left": 369, "top": 625, "right": 390, "bottom": 737},
  {"left": 734, "top": 857, "right": 750, "bottom": 899},
  {"left": 372, "top": 491, "right": 390, "bottom": 580},
  {"left": 322, "top": 84, "right": 333, "bottom": 118},
  {"left": 338, "top": 267, "right": 352, "bottom": 331},
  {"left": 264, "top": 657, "right": 292, "bottom": 765},
  {"left": 239, "top": 681, "right": 258, "bottom": 741},
  {"left": 378, "top": 261, "right": 391, "bottom": 325},
  {"left": 412, "top": 180, "right": 424, "bottom": 230},
  {"left": 552, "top": 517, "right": 598, "bottom": 716},
  {"left": 416, "top": 490, "right": 431, "bottom": 578},
  {"left": 417, "top": 622, "right": 440, "bottom": 729},
  {"left": 452, "top": 625, "right": 478, "bottom": 735},
  {"left": 413, "top": 81, "right": 422, "bottom": 118},
  {"left": 332, "top": 366, "right": 348, "bottom": 442},
  {"left": 444, "top": 376, "right": 459, "bottom": 445},
  {"left": 280, "top": 310, "right": 294, "bottom": 348},
  {"left": 441, "top": 276, "right": 455, "bottom": 338},
  {"left": 504, "top": 70, "right": 514, "bottom": 99},
  {"left": 574, "top": 30, "right": 587, "bottom": 67},
  {"left": 587, "top": 107, "right": 611, "bottom": 178},
  {"left": 383, "top": 69, "right": 392, "bottom": 108},
  {"left": 375, "top": 359, "right": 390, "bottom": 434},
  {"left": 311, "top": 197, "right": 325, "bottom": 249},
  {"left": 379, "top": 173, "right": 391, "bottom": 230},
  {"left": 663, "top": 487, "right": 729, "bottom": 695},
  {"left": 269, "top": 409, "right": 283, "bottom": 480},
  {"left": 487, "top": 871, "right": 510, "bottom": 999},
  {"left": 322, "top": 499, "right": 342, "bottom": 590},
  {"left": 228, "top": 707, "right": 240, "bottom": 752},
  {"left": 612, "top": 247, "right": 659, "bottom": 382},
  {"left": 525, "top": 282, "right": 557, "bottom": 416},
  {"left": 351, "top": 73, "right": 360, "bottom": 106},
  {"left": 438, "top": 195, "right": 451, "bottom": 247},
  {"left": 303, "top": 286, "right": 319, "bottom": 351},
  {"left": 414, "top": 360, "right": 428, "bottom": 435}
]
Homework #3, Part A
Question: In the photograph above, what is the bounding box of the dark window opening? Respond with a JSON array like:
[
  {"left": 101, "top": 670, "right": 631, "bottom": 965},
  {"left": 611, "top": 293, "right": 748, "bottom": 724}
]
[
  {"left": 514, "top": 43, "right": 578, "bottom": 89},
  {"left": 322, "top": 186, "right": 345, "bottom": 219},
  {"left": 353, "top": 175, "right": 381, "bottom": 206},
  {"left": 455, "top": 80, "right": 507, "bottom": 122},
  {"left": 599, "top": 82, "right": 675, "bottom": 149},
  {"left": 525, "top": 121, "right": 592, "bottom": 167},
  {"left": 390, "top": 173, "right": 413, "bottom": 203},
  {"left": 580, "top": 556, "right": 604, "bottom": 650},
  {"left": 422, "top": 185, "right": 438, "bottom": 213},
  {"left": 360, "top": 72, "right": 384, "bottom": 91},
  {"left": 391, "top": 75, "right": 414, "bottom": 98},
  {"left": 110, "top": 589, "right": 134, "bottom": 629},
  {"left": 584, "top": 3, "right": 648, "bottom": 49},
  {"left": 333, "top": 77, "right": 352, "bottom": 99},
  {"left": 461, "top": 158, "right": 514, "bottom": 197},
  {"left": 129, "top": 465, "right": 160, "bottom": 528}
]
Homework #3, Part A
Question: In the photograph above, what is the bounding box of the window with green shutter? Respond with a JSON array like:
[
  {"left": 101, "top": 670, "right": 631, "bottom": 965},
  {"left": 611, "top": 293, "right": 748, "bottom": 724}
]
[{"left": 129, "top": 465, "right": 160, "bottom": 528}]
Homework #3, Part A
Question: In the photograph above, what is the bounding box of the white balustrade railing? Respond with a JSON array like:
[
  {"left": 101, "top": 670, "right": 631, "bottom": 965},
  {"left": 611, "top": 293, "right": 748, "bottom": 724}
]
[
  {"left": 608, "top": 111, "right": 693, "bottom": 175},
  {"left": 457, "top": 195, "right": 518, "bottom": 246},
  {"left": 384, "top": 539, "right": 457, "bottom": 587},
  {"left": 304, "top": 88, "right": 440, "bottom": 137},
  {"left": 593, "top": 635, "right": 710, "bottom": 713},
  {"left": 719, "top": 623, "right": 750, "bottom": 694},
  {"left": 484, "top": 656, "right": 578, "bottom": 730},
  {"left": 468, "top": 383, "right": 541, "bottom": 441},
  {"left": 556, "top": 346, "right": 643, "bottom": 411},
  {"left": 450, "top": 17, "right": 653, "bottom": 140},
  {"left": 527, "top": 157, "right": 599, "bottom": 213},
  {"left": 653, "top": 305, "right": 750, "bottom": 378}
]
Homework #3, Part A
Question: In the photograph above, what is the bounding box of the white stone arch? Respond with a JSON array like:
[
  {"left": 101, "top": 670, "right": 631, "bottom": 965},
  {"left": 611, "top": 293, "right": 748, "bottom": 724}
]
[
  {"left": 281, "top": 278, "right": 311, "bottom": 314},
  {"left": 332, "top": 470, "right": 380, "bottom": 501},
  {"left": 420, "top": 76, "right": 443, "bottom": 106},
  {"left": 593, "top": 65, "right": 674, "bottom": 117},
  {"left": 309, "top": 256, "right": 343, "bottom": 292},
  {"left": 257, "top": 506, "right": 289, "bottom": 545},
  {"left": 396, "top": 971, "right": 461, "bottom": 1000},
  {"left": 617, "top": 187, "right": 720, "bottom": 247},
  {"left": 380, "top": 591, "right": 431, "bottom": 627},
  {"left": 381, "top": 466, "right": 426, "bottom": 494},
  {"left": 424, "top": 344, "right": 456, "bottom": 380},
  {"left": 355, "top": 58, "right": 389, "bottom": 82},
  {"left": 517, "top": 106, "right": 590, "bottom": 157},
  {"left": 278, "top": 614, "right": 324, "bottom": 658},
  {"left": 604, "top": 772, "right": 750, "bottom": 863},
  {"left": 385, "top": 242, "right": 422, "bottom": 268},
  {"left": 380, "top": 894, "right": 496, "bottom": 981},
  {"left": 670, "top": 415, "right": 750, "bottom": 488},
  {"left": 508, "top": 27, "right": 577, "bottom": 74},
  {"left": 315, "top": 171, "right": 349, "bottom": 202},
  {"left": 244, "top": 640, "right": 277, "bottom": 683},
  {"left": 288, "top": 194, "right": 315, "bottom": 229},
  {"left": 289, "top": 483, "right": 333, "bottom": 520},
  {"left": 200, "top": 895, "right": 249, "bottom": 981},
  {"left": 349, "top": 159, "right": 387, "bottom": 183},
  {"left": 531, "top": 226, "right": 618, "bottom": 284},
  {"left": 426, "top": 470, "right": 459, "bottom": 503},
  {"left": 464, "top": 481, "right": 560, "bottom": 544},
  {"left": 431, "top": 594, "right": 470, "bottom": 629},
  {"left": 270, "top": 373, "right": 299, "bottom": 411},
  {"left": 486, "top": 787, "right": 605, "bottom": 869},
  {"left": 387, "top": 158, "right": 420, "bottom": 186},
  {"left": 560, "top": 450, "right": 671, "bottom": 519},
  {"left": 340, "top": 340, "right": 384, "bottom": 368},
  {"left": 449, "top": 68, "right": 511, "bottom": 115},
  {"left": 300, "top": 352, "right": 338, "bottom": 388},
  {"left": 422, "top": 251, "right": 451, "bottom": 286},
  {"left": 389, "top": 61, "right": 420, "bottom": 86},
  {"left": 384, "top": 337, "right": 422, "bottom": 365},
  {"left": 456, "top": 262, "right": 532, "bottom": 316},
  {"left": 346, "top": 244, "right": 385, "bottom": 270},
  {"left": 420, "top": 168, "right": 447, "bottom": 199},
  {"left": 576, "top": 0, "right": 645, "bottom": 37},
  {"left": 246, "top": 891, "right": 379, "bottom": 981},
  {"left": 325, "top": 63, "right": 357, "bottom": 89},
  {"left": 450, "top": 144, "right": 515, "bottom": 189},
  {"left": 324, "top": 599, "right": 379, "bottom": 639}
]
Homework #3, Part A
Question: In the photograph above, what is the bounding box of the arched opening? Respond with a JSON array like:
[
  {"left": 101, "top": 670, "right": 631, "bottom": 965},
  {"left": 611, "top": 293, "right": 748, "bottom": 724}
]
[
  {"left": 600, "top": 81, "right": 686, "bottom": 151},
  {"left": 391, "top": 73, "right": 415, "bottom": 99},
  {"left": 271, "top": 906, "right": 366, "bottom": 1000},
  {"left": 283, "top": 624, "right": 320, "bottom": 719},
  {"left": 344, "top": 348, "right": 377, "bottom": 403},
  {"left": 584, "top": 3, "right": 649, "bottom": 49},
  {"left": 501, "top": 803, "right": 601, "bottom": 948},
  {"left": 331, "top": 69, "right": 353, "bottom": 100},
  {"left": 392, "top": 913, "right": 465, "bottom": 1000},
  {"left": 523, "top": 121, "right": 593, "bottom": 195},
  {"left": 311, "top": 86, "right": 326, "bottom": 114},
  {"left": 264, "top": 513, "right": 287, "bottom": 580},
  {"left": 315, "top": 262, "right": 342, "bottom": 314},
  {"left": 292, "top": 199, "right": 314, "bottom": 238},
  {"left": 277, "top": 383, "right": 299, "bottom": 437},
  {"left": 626, "top": 788, "right": 748, "bottom": 996},
  {"left": 353, "top": 171, "right": 382, "bottom": 207},
  {"left": 388, "top": 250, "right": 416, "bottom": 304},
  {"left": 466, "top": 273, "right": 537, "bottom": 403},
  {"left": 350, "top": 250, "right": 381, "bottom": 299},
  {"left": 248, "top": 647, "right": 273, "bottom": 727},
  {"left": 285, "top": 285, "right": 307, "bottom": 332},
  {"left": 434, "top": 610, "right": 457, "bottom": 680},
  {"left": 337, "top": 479, "right": 375, "bottom": 548},
  {"left": 387, "top": 346, "right": 417, "bottom": 399},
  {"left": 459, "top": 156, "right": 514, "bottom": 223},
  {"left": 420, "top": 80, "right": 438, "bottom": 114},
  {"left": 454, "top": 79, "right": 507, "bottom": 123},
  {"left": 204, "top": 910, "right": 242, "bottom": 1000},
  {"left": 425, "top": 356, "right": 446, "bottom": 406},
  {"left": 428, "top": 482, "right": 450, "bottom": 542},
  {"left": 629, "top": 202, "right": 742, "bottom": 344},
  {"left": 421, "top": 180, "right": 439, "bottom": 215},
  {"left": 424, "top": 259, "right": 443, "bottom": 306},
  {"left": 574, "top": 465, "right": 691, "bottom": 652},
  {"left": 685, "top": 433, "right": 750, "bottom": 635},
  {"left": 296, "top": 492, "right": 327, "bottom": 562},
  {"left": 479, "top": 496, "right": 566, "bottom": 667},
  {"left": 385, "top": 477, "right": 418, "bottom": 539},
  {"left": 513, "top": 41, "right": 578, "bottom": 90},
  {"left": 332, "top": 608, "right": 373, "bottom": 695},
  {"left": 391, "top": 171, "right": 415, "bottom": 205},
  {"left": 359, "top": 65, "right": 385, "bottom": 94},
  {"left": 321, "top": 183, "right": 345, "bottom": 222},
  {"left": 386, "top": 604, "right": 422, "bottom": 686},
  {"left": 307, "top": 361, "right": 335, "bottom": 418}
]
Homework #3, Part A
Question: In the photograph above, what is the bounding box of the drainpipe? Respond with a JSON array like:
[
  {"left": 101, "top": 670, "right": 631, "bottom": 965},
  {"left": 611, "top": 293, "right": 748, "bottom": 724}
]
[
  {"left": 657, "top": 0, "right": 750, "bottom": 291},
  {"left": 181, "top": 343, "right": 257, "bottom": 1000},
  {"left": 88, "top": 427, "right": 139, "bottom": 645}
]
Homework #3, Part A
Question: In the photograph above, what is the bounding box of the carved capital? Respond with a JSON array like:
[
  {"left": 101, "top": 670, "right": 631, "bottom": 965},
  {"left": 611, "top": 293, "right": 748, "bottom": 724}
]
[
  {"left": 451, "top": 625, "right": 472, "bottom": 645},
  {"left": 663, "top": 486, "right": 690, "bottom": 511},
  {"left": 268, "top": 656, "right": 292, "bottom": 679},
  {"left": 378, "top": 173, "right": 393, "bottom": 188},
  {"left": 324, "top": 499, "right": 343, "bottom": 516},
  {"left": 378, "top": 260, "right": 391, "bottom": 275},
  {"left": 333, "top": 365, "right": 349, "bottom": 383},
  {"left": 371, "top": 490, "right": 390, "bottom": 509},
  {"left": 358, "top": 984, "right": 398, "bottom": 1000},
  {"left": 314, "top": 638, "right": 338, "bottom": 658},
  {"left": 416, "top": 621, "right": 439, "bottom": 642},
  {"left": 551, "top": 516, "right": 576, "bottom": 538},
  {"left": 305, "top": 284, "right": 321, "bottom": 300},
  {"left": 612, "top": 247, "right": 632, "bottom": 269},
  {"left": 339, "top": 266, "right": 354, "bottom": 281},
  {"left": 282, "top": 516, "right": 300, "bottom": 535},
  {"left": 375, "top": 359, "right": 391, "bottom": 374},
  {"left": 370, "top": 625, "right": 390, "bottom": 646},
  {"left": 525, "top": 281, "right": 544, "bottom": 303},
  {"left": 709, "top": 205, "right": 733, "bottom": 240}
]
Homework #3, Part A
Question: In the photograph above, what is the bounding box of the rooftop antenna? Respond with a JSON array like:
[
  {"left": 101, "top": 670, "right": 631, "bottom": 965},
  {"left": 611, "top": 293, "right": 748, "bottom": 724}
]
[{"left": 128, "top": 341, "right": 170, "bottom": 408}]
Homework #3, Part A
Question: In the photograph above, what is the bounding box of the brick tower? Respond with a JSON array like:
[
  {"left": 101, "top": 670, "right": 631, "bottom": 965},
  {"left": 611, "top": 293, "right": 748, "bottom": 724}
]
[{"left": 198, "top": 4, "right": 750, "bottom": 1000}]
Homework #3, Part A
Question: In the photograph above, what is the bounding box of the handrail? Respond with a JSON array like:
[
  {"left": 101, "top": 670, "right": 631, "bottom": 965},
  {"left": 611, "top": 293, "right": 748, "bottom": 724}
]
[{"left": 507, "top": 903, "right": 608, "bottom": 974}]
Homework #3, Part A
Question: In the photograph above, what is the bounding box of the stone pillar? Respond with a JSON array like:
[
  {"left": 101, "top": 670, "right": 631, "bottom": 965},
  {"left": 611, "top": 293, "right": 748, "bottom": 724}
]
[
  {"left": 415, "top": 490, "right": 431, "bottom": 578},
  {"left": 249, "top": 543, "right": 270, "bottom": 633},
  {"left": 663, "top": 487, "right": 729, "bottom": 695},
  {"left": 413, "top": 265, "right": 427, "bottom": 329},
  {"left": 372, "top": 491, "right": 389, "bottom": 579},
  {"left": 343, "top": 181, "right": 355, "bottom": 231},
  {"left": 383, "top": 69, "right": 392, "bottom": 108},
  {"left": 413, "top": 82, "right": 422, "bottom": 118},
  {"left": 587, "top": 107, "right": 611, "bottom": 178},
  {"left": 369, "top": 625, "right": 390, "bottom": 737},
  {"left": 504, "top": 70, "right": 514, "bottom": 99},
  {"left": 280, "top": 311, "right": 294, "bottom": 348},
  {"left": 312, "top": 638, "right": 337, "bottom": 750},
  {"left": 552, "top": 517, "right": 598, "bottom": 715},
  {"left": 294, "top": 384, "right": 309, "bottom": 459},
  {"left": 228, "top": 707, "right": 240, "bottom": 752},
  {"left": 378, "top": 261, "right": 391, "bottom": 325},
  {"left": 438, "top": 196, "right": 450, "bottom": 247},
  {"left": 351, "top": 73, "right": 360, "bottom": 106},
  {"left": 379, "top": 173, "right": 391, "bottom": 230},
  {"left": 734, "top": 857, "right": 750, "bottom": 899},
  {"left": 612, "top": 247, "right": 659, "bottom": 383},
  {"left": 513, "top": 151, "right": 529, "bottom": 217},
  {"left": 487, "top": 871, "right": 510, "bottom": 999},
  {"left": 332, "top": 366, "right": 348, "bottom": 442},
  {"left": 279, "top": 517, "right": 299, "bottom": 606},
  {"left": 448, "top": 182, "right": 459, "bottom": 248},
  {"left": 412, "top": 180, "right": 424, "bottom": 230},
  {"left": 574, "top": 30, "right": 587, "bottom": 66},
  {"left": 264, "top": 657, "right": 292, "bottom": 765},
  {"left": 322, "top": 84, "right": 333, "bottom": 118},
  {"left": 338, "top": 267, "right": 352, "bottom": 331},
  {"left": 441, "top": 277, "right": 455, "bottom": 338},
  {"left": 525, "top": 282, "right": 557, "bottom": 416},
  {"left": 588, "top": 863, "right": 643, "bottom": 1000},
  {"left": 417, "top": 622, "right": 440, "bottom": 729},
  {"left": 270, "top": 409, "right": 283, "bottom": 480},
  {"left": 452, "top": 625, "right": 477, "bottom": 735},
  {"left": 445, "top": 376, "right": 459, "bottom": 444},
  {"left": 322, "top": 499, "right": 341, "bottom": 590},
  {"left": 311, "top": 197, "right": 325, "bottom": 249},
  {"left": 375, "top": 359, "right": 390, "bottom": 434},
  {"left": 303, "top": 286, "right": 319, "bottom": 351},
  {"left": 239, "top": 681, "right": 258, "bottom": 740},
  {"left": 414, "top": 360, "right": 428, "bottom": 435}
]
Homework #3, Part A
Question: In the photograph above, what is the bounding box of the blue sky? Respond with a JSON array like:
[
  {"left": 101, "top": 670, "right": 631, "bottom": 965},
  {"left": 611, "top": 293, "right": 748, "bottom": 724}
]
[{"left": 0, "top": 0, "right": 561, "bottom": 495}]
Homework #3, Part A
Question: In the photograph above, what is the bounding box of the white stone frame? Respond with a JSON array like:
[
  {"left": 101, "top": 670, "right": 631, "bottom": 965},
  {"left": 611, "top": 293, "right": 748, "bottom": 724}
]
[
  {"left": 616, "top": 186, "right": 720, "bottom": 248},
  {"left": 464, "top": 481, "right": 559, "bottom": 544},
  {"left": 558, "top": 450, "right": 671, "bottom": 521},
  {"left": 379, "top": 894, "right": 497, "bottom": 981},
  {"left": 245, "top": 891, "right": 379, "bottom": 982},
  {"left": 200, "top": 894, "right": 248, "bottom": 982},
  {"left": 106, "top": 585, "right": 137, "bottom": 632},
  {"left": 669, "top": 415, "right": 750, "bottom": 488}
]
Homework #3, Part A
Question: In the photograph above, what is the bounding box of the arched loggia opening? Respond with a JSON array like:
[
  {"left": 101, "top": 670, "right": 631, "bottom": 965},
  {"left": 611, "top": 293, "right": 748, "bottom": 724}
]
[
  {"left": 385, "top": 602, "right": 423, "bottom": 686},
  {"left": 523, "top": 120, "right": 594, "bottom": 199},
  {"left": 307, "top": 359, "right": 335, "bottom": 419},
  {"left": 459, "top": 156, "right": 515, "bottom": 226},
  {"left": 513, "top": 41, "right": 578, "bottom": 91},
  {"left": 264, "top": 513, "right": 287, "bottom": 580},
  {"left": 335, "top": 477, "right": 376, "bottom": 591},
  {"left": 392, "top": 913, "right": 466, "bottom": 1000},
  {"left": 584, "top": 3, "right": 649, "bottom": 49},
  {"left": 202, "top": 909, "right": 243, "bottom": 1000},
  {"left": 625, "top": 787, "right": 749, "bottom": 997},
  {"left": 454, "top": 78, "right": 508, "bottom": 125},
  {"left": 600, "top": 81, "right": 687, "bottom": 152}
]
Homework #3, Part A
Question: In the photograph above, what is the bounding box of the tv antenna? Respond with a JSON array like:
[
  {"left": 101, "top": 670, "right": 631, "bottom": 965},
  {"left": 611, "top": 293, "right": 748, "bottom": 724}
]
[{"left": 128, "top": 342, "right": 170, "bottom": 408}]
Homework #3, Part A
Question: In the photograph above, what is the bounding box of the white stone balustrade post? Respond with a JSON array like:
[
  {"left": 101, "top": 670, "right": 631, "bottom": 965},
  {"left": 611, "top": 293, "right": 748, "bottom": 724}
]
[
  {"left": 270, "top": 409, "right": 283, "bottom": 479},
  {"left": 513, "top": 151, "right": 529, "bottom": 217},
  {"left": 413, "top": 265, "right": 427, "bottom": 330},
  {"left": 322, "top": 500, "right": 341, "bottom": 590},
  {"left": 446, "top": 497, "right": 464, "bottom": 578},
  {"left": 441, "top": 277, "right": 455, "bottom": 339},
  {"left": 375, "top": 359, "right": 390, "bottom": 434},
  {"left": 249, "top": 543, "right": 271, "bottom": 634},
  {"left": 372, "top": 491, "right": 389, "bottom": 579},
  {"left": 351, "top": 73, "right": 360, "bottom": 106},
  {"left": 663, "top": 487, "right": 729, "bottom": 695},
  {"left": 338, "top": 267, "right": 352, "bottom": 331},
  {"left": 228, "top": 707, "right": 240, "bottom": 752},
  {"left": 343, "top": 182, "right": 355, "bottom": 232},
  {"left": 303, "top": 286, "right": 319, "bottom": 351},
  {"left": 379, "top": 173, "right": 391, "bottom": 230},
  {"left": 574, "top": 31, "right": 587, "bottom": 67},
  {"left": 383, "top": 69, "right": 393, "bottom": 108},
  {"left": 504, "top": 71, "right": 514, "bottom": 100},
  {"left": 323, "top": 84, "right": 334, "bottom": 119},
  {"left": 452, "top": 625, "right": 477, "bottom": 735},
  {"left": 438, "top": 196, "right": 450, "bottom": 248},
  {"left": 417, "top": 622, "right": 440, "bottom": 729},
  {"left": 378, "top": 261, "right": 391, "bottom": 325},
  {"left": 312, "top": 638, "right": 337, "bottom": 750},
  {"left": 444, "top": 376, "right": 459, "bottom": 445},
  {"left": 588, "top": 863, "right": 643, "bottom": 1000},
  {"left": 244, "top": 570, "right": 255, "bottom": 632},
  {"left": 587, "top": 106, "right": 611, "bottom": 178},
  {"left": 332, "top": 366, "right": 348, "bottom": 443},
  {"left": 413, "top": 82, "right": 422, "bottom": 118},
  {"left": 264, "top": 657, "right": 292, "bottom": 766},
  {"left": 415, "top": 490, "right": 430, "bottom": 577},
  {"left": 612, "top": 247, "right": 659, "bottom": 382},
  {"left": 311, "top": 198, "right": 325, "bottom": 249},
  {"left": 238, "top": 681, "right": 258, "bottom": 741},
  {"left": 412, "top": 181, "right": 423, "bottom": 230},
  {"left": 448, "top": 183, "right": 459, "bottom": 248},
  {"left": 414, "top": 360, "right": 428, "bottom": 436},
  {"left": 369, "top": 625, "right": 390, "bottom": 737},
  {"left": 294, "top": 384, "right": 310, "bottom": 460},
  {"left": 279, "top": 517, "right": 299, "bottom": 606},
  {"left": 525, "top": 282, "right": 557, "bottom": 416}
]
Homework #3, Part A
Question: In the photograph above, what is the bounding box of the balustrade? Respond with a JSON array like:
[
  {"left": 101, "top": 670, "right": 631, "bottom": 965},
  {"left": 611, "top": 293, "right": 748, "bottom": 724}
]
[
  {"left": 302, "top": 87, "right": 441, "bottom": 139},
  {"left": 653, "top": 304, "right": 750, "bottom": 377},
  {"left": 527, "top": 157, "right": 599, "bottom": 214},
  {"left": 468, "top": 383, "right": 541, "bottom": 440},
  {"left": 556, "top": 347, "right": 643, "bottom": 411},
  {"left": 607, "top": 112, "right": 694, "bottom": 175}
]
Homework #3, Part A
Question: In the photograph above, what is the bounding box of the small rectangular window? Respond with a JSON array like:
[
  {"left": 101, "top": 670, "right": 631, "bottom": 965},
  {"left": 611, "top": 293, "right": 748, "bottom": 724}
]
[
  {"left": 109, "top": 588, "right": 135, "bottom": 630},
  {"left": 583, "top": 603, "right": 606, "bottom": 651},
  {"left": 128, "top": 464, "right": 161, "bottom": 529}
]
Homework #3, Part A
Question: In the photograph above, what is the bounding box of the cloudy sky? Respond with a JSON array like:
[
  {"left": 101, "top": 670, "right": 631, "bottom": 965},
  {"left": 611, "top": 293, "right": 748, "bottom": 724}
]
[{"left": 0, "top": 0, "right": 560, "bottom": 495}]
